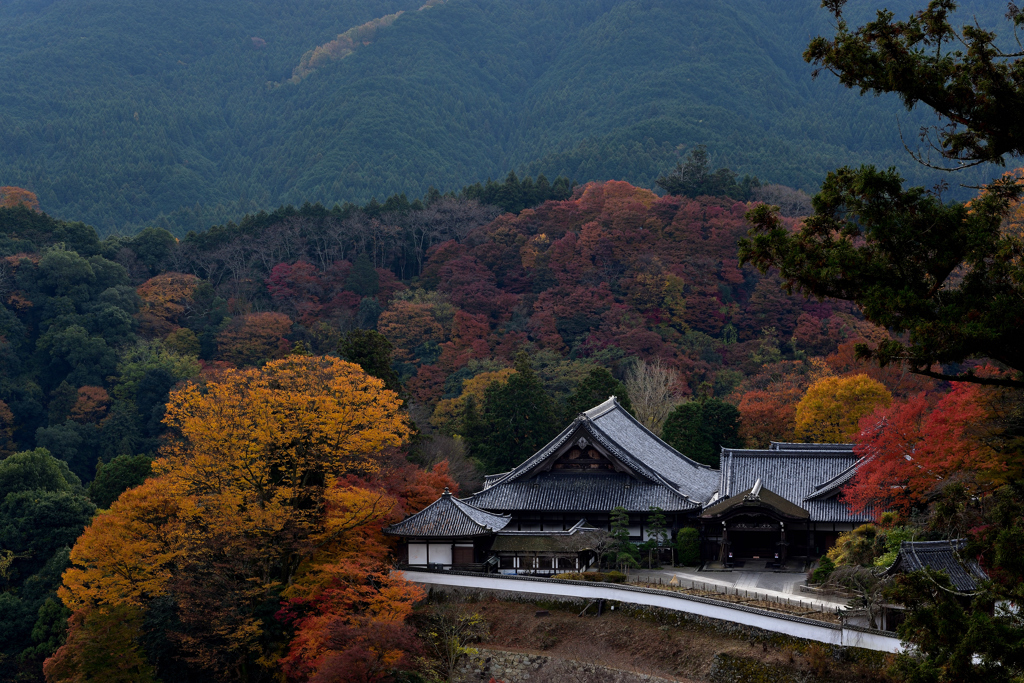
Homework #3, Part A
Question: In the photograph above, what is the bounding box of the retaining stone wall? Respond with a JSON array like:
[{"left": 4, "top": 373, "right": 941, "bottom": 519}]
[{"left": 457, "top": 647, "right": 681, "bottom": 683}]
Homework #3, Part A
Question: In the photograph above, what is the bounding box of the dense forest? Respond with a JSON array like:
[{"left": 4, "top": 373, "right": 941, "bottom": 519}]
[
  {"left": 0, "top": 159, "right": 977, "bottom": 679},
  {"left": 0, "top": 0, "right": 1004, "bottom": 234}
]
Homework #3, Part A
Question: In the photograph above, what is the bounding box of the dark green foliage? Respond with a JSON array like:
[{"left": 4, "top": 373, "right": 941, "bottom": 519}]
[
  {"left": 464, "top": 352, "right": 560, "bottom": 474},
  {"left": 811, "top": 556, "right": 835, "bottom": 584},
  {"left": 608, "top": 506, "right": 639, "bottom": 572},
  {"left": 646, "top": 507, "right": 669, "bottom": 547},
  {"left": 0, "top": 450, "right": 94, "bottom": 673},
  {"left": 806, "top": 0, "right": 1024, "bottom": 165},
  {"left": 0, "top": 0, "right": 996, "bottom": 234},
  {"left": 0, "top": 491, "right": 96, "bottom": 576},
  {"left": 675, "top": 527, "right": 700, "bottom": 566},
  {"left": 0, "top": 448, "right": 83, "bottom": 501},
  {"left": 661, "top": 398, "right": 743, "bottom": 467},
  {"left": 346, "top": 253, "right": 380, "bottom": 297},
  {"left": 656, "top": 146, "right": 759, "bottom": 201},
  {"left": 561, "top": 367, "right": 632, "bottom": 422},
  {"left": 465, "top": 355, "right": 560, "bottom": 473},
  {"left": 461, "top": 172, "right": 573, "bottom": 214},
  {"left": 742, "top": 166, "right": 1024, "bottom": 387},
  {"left": 338, "top": 329, "right": 401, "bottom": 393},
  {"left": 357, "top": 296, "right": 383, "bottom": 330},
  {"left": 88, "top": 454, "right": 153, "bottom": 509},
  {"left": 886, "top": 572, "right": 1024, "bottom": 682}
]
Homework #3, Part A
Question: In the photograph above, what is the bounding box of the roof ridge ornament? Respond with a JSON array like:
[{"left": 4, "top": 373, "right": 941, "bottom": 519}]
[
  {"left": 744, "top": 478, "right": 762, "bottom": 501},
  {"left": 442, "top": 487, "right": 451, "bottom": 499}
]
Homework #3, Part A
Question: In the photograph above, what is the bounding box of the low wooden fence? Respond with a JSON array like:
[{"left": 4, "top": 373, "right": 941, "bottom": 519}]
[{"left": 401, "top": 569, "right": 902, "bottom": 654}]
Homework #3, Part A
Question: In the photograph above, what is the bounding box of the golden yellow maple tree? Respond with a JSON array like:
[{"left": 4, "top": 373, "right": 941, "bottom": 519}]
[
  {"left": 794, "top": 373, "right": 892, "bottom": 443},
  {"left": 157, "top": 355, "right": 411, "bottom": 504}
]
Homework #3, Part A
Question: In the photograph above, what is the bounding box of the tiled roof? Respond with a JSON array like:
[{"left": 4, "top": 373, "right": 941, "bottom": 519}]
[
  {"left": 481, "top": 397, "right": 717, "bottom": 508},
  {"left": 491, "top": 519, "right": 602, "bottom": 552},
  {"left": 586, "top": 400, "right": 719, "bottom": 501},
  {"left": 384, "top": 489, "right": 511, "bottom": 538},
  {"left": 468, "top": 471, "right": 697, "bottom": 513},
  {"left": 884, "top": 539, "right": 988, "bottom": 592},
  {"left": 769, "top": 441, "right": 854, "bottom": 451},
  {"left": 702, "top": 480, "right": 810, "bottom": 520},
  {"left": 717, "top": 444, "right": 872, "bottom": 524}
]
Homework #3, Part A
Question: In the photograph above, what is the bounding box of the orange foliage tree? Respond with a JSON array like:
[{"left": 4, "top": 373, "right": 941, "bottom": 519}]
[
  {"left": 69, "top": 386, "right": 111, "bottom": 423},
  {"left": 135, "top": 272, "right": 199, "bottom": 337},
  {"left": 845, "top": 383, "right": 1005, "bottom": 514},
  {"left": 0, "top": 186, "right": 40, "bottom": 211},
  {"left": 52, "top": 356, "right": 444, "bottom": 682},
  {"left": 735, "top": 359, "right": 833, "bottom": 447}
]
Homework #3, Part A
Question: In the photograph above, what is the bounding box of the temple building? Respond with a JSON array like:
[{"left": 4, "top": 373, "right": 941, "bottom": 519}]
[{"left": 386, "top": 397, "right": 872, "bottom": 571}]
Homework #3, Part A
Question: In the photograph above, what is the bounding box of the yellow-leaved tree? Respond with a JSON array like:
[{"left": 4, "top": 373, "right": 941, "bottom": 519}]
[
  {"left": 51, "top": 355, "right": 426, "bottom": 682},
  {"left": 794, "top": 374, "right": 892, "bottom": 443}
]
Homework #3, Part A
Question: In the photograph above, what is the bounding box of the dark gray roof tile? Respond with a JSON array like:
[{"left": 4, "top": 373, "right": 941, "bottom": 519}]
[
  {"left": 717, "top": 445, "right": 872, "bottom": 524},
  {"left": 385, "top": 489, "right": 511, "bottom": 537},
  {"left": 885, "top": 539, "right": 988, "bottom": 592},
  {"left": 468, "top": 471, "right": 697, "bottom": 513}
]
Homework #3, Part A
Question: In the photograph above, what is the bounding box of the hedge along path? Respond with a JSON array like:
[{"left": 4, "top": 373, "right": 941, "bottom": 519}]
[{"left": 400, "top": 570, "right": 902, "bottom": 654}]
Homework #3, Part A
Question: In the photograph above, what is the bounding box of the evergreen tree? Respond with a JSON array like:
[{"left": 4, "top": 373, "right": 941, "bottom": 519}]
[
  {"left": 661, "top": 398, "right": 742, "bottom": 467},
  {"left": 646, "top": 507, "right": 669, "bottom": 547},
  {"left": 676, "top": 527, "right": 700, "bottom": 566},
  {"left": 656, "top": 146, "right": 759, "bottom": 201},
  {"left": 463, "top": 351, "right": 560, "bottom": 474},
  {"left": 345, "top": 253, "right": 379, "bottom": 297},
  {"left": 562, "top": 367, "right": 633, "bottom": 422},
  {"left": 608, "top": 506, "right": 639, "bottom": 573},
  {"left": 337, "top": 330, "right": 401, "bottom": 394}
]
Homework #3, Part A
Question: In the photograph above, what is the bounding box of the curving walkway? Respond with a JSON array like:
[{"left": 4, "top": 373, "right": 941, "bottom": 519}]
[{"left": 401, "top": 569, "right": 902, "bottom": 654}]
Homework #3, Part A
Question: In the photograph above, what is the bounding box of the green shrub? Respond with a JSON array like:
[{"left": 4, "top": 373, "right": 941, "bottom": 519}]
[
  {"left": 676, "top": 527, "right": 700, "bottom": 566},
  {"left": 604, "top": 571, "right": 627, "bottom": 583},
  {"left": 811, "top": 556, "right": 835, "bottom": 584}
]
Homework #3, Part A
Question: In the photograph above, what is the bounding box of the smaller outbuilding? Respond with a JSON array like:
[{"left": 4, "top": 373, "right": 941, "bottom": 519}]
[
  {"left": 884, "top": 539, "right": 988, "bottom": 593},
  {"left": 385, "top": 489, "right": 605, "bottom": 574},
  {"left": 385, "top": 488, "right": 511, "bottom": 570}
]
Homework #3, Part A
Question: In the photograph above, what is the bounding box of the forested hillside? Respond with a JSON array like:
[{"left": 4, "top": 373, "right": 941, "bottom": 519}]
[
  {"left": 0, "top": 0, "right": 1002, "bottom": 234},
  {"left": 0, "top": 172, "right": 930, "bottom": 677}
]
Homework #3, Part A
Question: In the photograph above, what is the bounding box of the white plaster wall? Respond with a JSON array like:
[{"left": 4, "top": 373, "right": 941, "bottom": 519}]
[
  {"left": 428, "top": 544, "right": 452, "bottom": 565},
  {"left": 409, "top": 544, "right": 427, "bottom": 565},
  {"left": 399, "top": 571, "right": 903, "bottom": 654}
]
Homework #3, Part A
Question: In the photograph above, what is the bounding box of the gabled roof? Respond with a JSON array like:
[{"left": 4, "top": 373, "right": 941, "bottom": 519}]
[
  {"left": 717, "top": 443, "right": 872, "bottom": 524},
  {"left": 477, "top": 397, "right": 717, "bottom": 509},
  {"left": 702, "top": 478, "right": 810, "bottom": 520},
  {"left": 384, "top": 488, "right": 511, "bottom": 538},
  {"left": 884, "top": 539, "right": 988, "bottom": 593}
]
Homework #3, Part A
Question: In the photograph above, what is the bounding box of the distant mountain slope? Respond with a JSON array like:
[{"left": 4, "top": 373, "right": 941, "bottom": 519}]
[{"left": 0, "top": 0, "right": 1002, "bottom": 233}]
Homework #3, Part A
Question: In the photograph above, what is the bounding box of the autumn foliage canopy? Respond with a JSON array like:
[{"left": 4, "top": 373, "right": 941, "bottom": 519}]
[{"left": 49, "top": 356, "right": 449, "bottom": 682}]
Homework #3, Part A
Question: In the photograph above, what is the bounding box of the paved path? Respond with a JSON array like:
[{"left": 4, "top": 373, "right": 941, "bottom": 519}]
[{"left": 630, "top": 566, "right": 849, "bottom": 611}]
